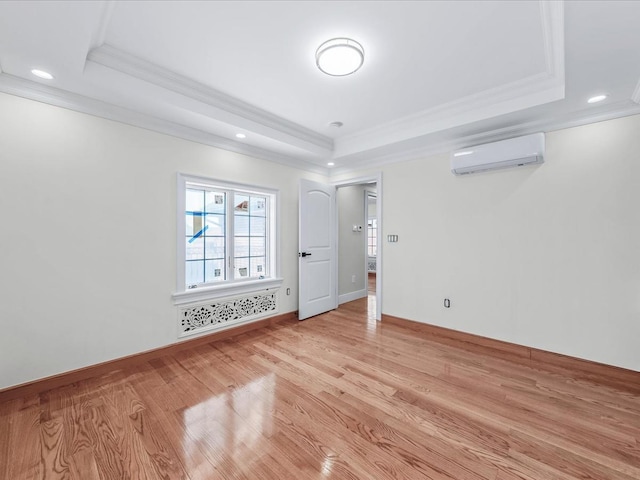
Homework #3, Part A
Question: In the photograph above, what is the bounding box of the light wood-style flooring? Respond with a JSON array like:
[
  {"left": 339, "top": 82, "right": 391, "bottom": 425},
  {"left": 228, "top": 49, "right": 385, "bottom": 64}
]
[{"left": 1, "top": 298, "right": 639, "bottom": 479}]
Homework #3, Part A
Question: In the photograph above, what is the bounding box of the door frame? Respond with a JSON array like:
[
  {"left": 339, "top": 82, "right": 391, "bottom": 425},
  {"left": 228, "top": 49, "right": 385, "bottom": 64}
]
[{"left": 333, "top": 172, "right": 383, "bottom": 320}]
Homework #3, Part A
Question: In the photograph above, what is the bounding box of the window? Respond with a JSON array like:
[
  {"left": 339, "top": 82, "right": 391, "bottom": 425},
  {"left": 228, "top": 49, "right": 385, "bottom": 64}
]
[
  {"left": 368, "top": 218, "right": 377, "bottom": 256},
  {"left": 175, "top": 174, "right": 280, "bottom": 303}
]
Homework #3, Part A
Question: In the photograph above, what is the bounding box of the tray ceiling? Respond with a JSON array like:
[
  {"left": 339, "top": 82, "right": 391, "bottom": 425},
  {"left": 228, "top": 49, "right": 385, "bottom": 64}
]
[{"left": 1, "top": 1, "right": 639, "bottom": 174}]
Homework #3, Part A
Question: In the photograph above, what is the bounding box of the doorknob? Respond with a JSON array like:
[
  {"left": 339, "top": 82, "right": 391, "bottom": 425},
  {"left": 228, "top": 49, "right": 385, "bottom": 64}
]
[{"left": 299, "top": 252, "right": 312, "bottom": 257}]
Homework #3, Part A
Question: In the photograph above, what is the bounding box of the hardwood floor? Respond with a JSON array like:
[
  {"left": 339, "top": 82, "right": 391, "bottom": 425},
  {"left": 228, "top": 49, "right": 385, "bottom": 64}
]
[{"left": 1, "top": 299, "right": 639, "bottom": 479}]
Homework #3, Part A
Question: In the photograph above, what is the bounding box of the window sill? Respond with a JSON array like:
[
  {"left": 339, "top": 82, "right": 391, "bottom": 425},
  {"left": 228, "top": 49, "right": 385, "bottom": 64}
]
[{"left": 172, "top": 277, "right": 284, "bottom": 306}]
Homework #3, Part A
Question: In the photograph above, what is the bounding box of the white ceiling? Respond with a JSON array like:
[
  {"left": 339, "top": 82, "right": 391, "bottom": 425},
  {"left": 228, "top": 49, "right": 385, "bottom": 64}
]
[{"left": 1, "top": 0, "right": 639, "bottom": 174}]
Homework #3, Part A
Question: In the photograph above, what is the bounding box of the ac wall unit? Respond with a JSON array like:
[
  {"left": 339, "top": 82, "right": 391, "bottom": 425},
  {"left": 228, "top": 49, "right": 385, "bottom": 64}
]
[{"left": 451, "top": 133, "right": 545, "bottom": 175}]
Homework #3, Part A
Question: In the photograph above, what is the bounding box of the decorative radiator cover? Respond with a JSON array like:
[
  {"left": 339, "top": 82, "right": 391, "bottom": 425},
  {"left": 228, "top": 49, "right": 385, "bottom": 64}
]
[
  {"left": 368, "top": 256, "right": 377, "bottom": 272},
  {"left": 179, "top": 292, "right": 277, "bottom": 337}
]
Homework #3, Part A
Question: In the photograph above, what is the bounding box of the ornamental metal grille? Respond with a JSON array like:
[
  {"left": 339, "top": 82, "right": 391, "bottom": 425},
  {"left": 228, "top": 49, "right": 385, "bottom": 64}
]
[{"left": 179, "top": 293, "right": 276, "bottom": 337}]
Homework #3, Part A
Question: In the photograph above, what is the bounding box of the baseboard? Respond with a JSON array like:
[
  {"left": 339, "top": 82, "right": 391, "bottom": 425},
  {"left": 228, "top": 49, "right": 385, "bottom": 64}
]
[
  {"left": 339, "top": 289, "right": 367, "bottom": 305},
  {"left": 0, "top": 311, "right": 297, "bottom": 402},
  {"left": 381, "top": 314, "right": 640, "bottom": 389}
]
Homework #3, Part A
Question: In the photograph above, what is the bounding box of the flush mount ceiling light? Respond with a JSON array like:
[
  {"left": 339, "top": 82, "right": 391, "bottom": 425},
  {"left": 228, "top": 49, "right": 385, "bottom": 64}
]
[
  {"left": 235, "top": 133, "right": 246, "bottom": 139},
  {"left": 316, "top": 38, "right": 364, "bottom": 76},
  {"left": 31, "top": 69, "right": 54, "bottom": 80}
]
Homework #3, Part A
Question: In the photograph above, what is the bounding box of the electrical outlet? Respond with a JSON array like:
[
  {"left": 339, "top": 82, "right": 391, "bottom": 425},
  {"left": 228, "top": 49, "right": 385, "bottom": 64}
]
[{"left": 286, "top": 288, "right": 291, "bottom": 295}]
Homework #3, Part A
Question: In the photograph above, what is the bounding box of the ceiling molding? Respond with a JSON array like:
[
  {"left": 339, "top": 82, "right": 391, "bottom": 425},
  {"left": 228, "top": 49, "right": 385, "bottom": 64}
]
[
  {"left": 540, "top": 0, "right": 565, "bottom": 79},
  {"left": 333, "top": 0, "right": 565, "bottom": 160},
  {"left": 0, "top": 72, "right": 329, "bottom": 176},
  {"left": 632, "top": 77, "right": 640, "bottom": 104},
  {"left": 87, "top": 44, "right": 333, "bottom": 154},
  {"left": 90, "top": 1, "right": 117, "bottom": 51},
  {"left": 329, "top": 100, "right": 640, "bottom": 177}
]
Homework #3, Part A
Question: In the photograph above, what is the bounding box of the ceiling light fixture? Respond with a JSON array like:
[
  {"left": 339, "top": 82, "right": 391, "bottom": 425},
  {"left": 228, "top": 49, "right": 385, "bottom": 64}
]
[
  {"left": 329, "top": 121, "right": 344, "bottom": 128},
  {"left": 235, "top": 133, "right": 246, "bottom": 139},
  {"left": 587, "top": 94, "right": 607, "bottom": 104},
  {"left": 31, "top": 69, "right": 54, "bottom": 80},
  {"left": 316, "top": 38, "right": 364, "bottom": 77},
  {"left": 327, "top": 162, "right": 335, "bottom": 166}
]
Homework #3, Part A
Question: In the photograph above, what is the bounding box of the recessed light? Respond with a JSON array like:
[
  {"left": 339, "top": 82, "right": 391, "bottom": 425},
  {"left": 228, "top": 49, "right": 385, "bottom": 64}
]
[
  {"left": 235, "top": 133, "right": 246, "bottom": 139},
  {"left": 453, "top": 150, "right": 474, "bottom": 157},
  {"left": 31, "top": 69, "right": 54, "bottom": 80},
  {"left": 327, "top": 162, "right": 335, "bottom": 166},
  {"left": 316, "top": 38, "right": 364, "bottom": 76},
  {"left": 587, "top": 94, "right": 607, "bottom": 104}
]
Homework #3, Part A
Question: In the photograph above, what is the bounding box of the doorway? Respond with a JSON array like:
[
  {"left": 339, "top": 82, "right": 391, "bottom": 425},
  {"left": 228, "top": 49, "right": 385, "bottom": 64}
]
[
  {"left": 366, "top": 191, "right": 377, "bottom": 320},
  {"left": 334, "top": 173, "right": 382, "bottom": 321}
]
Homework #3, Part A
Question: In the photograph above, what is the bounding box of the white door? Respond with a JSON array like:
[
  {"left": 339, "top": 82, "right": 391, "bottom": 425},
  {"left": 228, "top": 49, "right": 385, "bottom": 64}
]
[{"left": 298, "top": 179, "right": 337, "bottom": 320}]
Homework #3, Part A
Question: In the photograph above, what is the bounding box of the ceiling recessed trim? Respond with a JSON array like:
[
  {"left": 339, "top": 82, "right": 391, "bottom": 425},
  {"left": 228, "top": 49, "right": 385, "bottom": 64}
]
[
  {"left": 87, "top": 44, "right": 333, "bottom": 153},
  {"left": 632, "top": 77, "right": 640, "bottom": 104},
  {"left": 3, "top": 69, "right": 639, "bottom": 180},
  {"left": 330, "top": 99, "right": 640, "bottom": 176},
  {"left": 0, "top": 72, "right": 329, "bottom": 176},
  {"left": 332, "top": 0, "right": 565, "bottom": 160}
]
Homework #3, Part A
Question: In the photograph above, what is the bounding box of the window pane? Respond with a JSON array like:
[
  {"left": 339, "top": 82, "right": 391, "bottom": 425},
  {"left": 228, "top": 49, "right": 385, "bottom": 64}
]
[
  {"left": 235, "top": 257, "right": 249, "bottom": 278},
  {"left": 186, "top": 260, "right": 204, "bottom": 286},
  {"left": 186, "top": 189, "right": 204, "bottom": 212},
  {"left": 205, "top": 259, "right": 226, "bottom": 283},
  {"left": 186, "top": 236, "right": 204, "bottom": 260},
  {"left": 205, "top": 191, "right": 225, "bottom": 214},
  {"left": 234, "top": 236, "right": 249, "bottom": 258},
  {"left": 251, "top": 257, "right": 266, "bottom": 277},
  {"left": 250, "top": 237, "right": 265, "bottom": 257},
  {"left": 234, "top": 194, "right": 250, "bottom": 215},
  {"left": 235, "top": 215, "right": 249, "bottom": 235},
  {"left": 205, "top": 237, "right": 225, "bottom": 259},
  {"left": 250, "top": 196, "right": 267, "bottom": 216},
  {"left": 186, "top": 212, "right": 204, "bottom": 238},
  {"left": 250, "top": 216, "right": 266, "bottom": 236},
  {"left": 204, "top": 214, "right": 225, "bottom": 236}
]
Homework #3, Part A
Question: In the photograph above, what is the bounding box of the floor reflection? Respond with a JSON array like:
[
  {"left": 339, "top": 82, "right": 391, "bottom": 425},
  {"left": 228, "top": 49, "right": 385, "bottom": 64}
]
[
  {"left": 366, "top": 294, "right": 378, "bottom": 332},
  {"left": 182, "top": 373, "right": 275, "bottom": 475}
]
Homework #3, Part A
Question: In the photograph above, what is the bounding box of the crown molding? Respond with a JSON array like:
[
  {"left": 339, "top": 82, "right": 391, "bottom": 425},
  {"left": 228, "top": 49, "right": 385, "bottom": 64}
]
[
  {"left": 87, "top": 44, "right": 333, "bottom": 154},
  {"left": 540, "top": 0, "right": 565, "bottom": 79},
  {"left": 632, "top": 77, "right": 640, "bottom": 104},
  {"left": 90, "top": 1, "right": 117, "bottom": 51},
  {"left": 0, "top": 72, "right": 329, "bottom": 176},
  {"left": 333, "top": 0, "right": 565, "bottom": 160},
  {"left": 330, "top": 100, "right": 640, "bottom": 177}
]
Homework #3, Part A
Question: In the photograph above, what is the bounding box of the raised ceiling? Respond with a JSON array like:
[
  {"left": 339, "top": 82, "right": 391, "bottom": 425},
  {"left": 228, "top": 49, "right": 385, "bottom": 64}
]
[{"left": 1, "top": 1, "right": 639, "bottom": 174}]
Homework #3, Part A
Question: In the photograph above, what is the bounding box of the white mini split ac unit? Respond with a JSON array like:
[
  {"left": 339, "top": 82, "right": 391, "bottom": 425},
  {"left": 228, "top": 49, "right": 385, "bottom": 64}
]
[{"left": 451, "top": 133, "right": 545, "bottom": 175}]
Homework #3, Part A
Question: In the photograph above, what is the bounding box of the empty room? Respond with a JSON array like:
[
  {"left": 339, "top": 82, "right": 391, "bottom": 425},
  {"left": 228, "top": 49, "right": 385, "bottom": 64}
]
[{"left": 1, "top": 1, "right": 639, "bottom": 479}]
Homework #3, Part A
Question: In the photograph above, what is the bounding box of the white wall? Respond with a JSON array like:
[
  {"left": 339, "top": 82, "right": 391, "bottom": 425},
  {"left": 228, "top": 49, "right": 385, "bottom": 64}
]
[
  {"left": 337, "top": 185, "right": 367, "bottom": 301},
  {"left": 335, "top": 114, "right": 640, "bottom": 372},
  {"left": 0, "top": 92, "right": 325, "bottom": 389}
]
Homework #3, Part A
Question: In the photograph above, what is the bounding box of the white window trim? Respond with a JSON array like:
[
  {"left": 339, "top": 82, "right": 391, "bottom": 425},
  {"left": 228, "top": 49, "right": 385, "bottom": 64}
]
[{"left": 173, "top": 173, "right": 282, "bottom": 305}]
